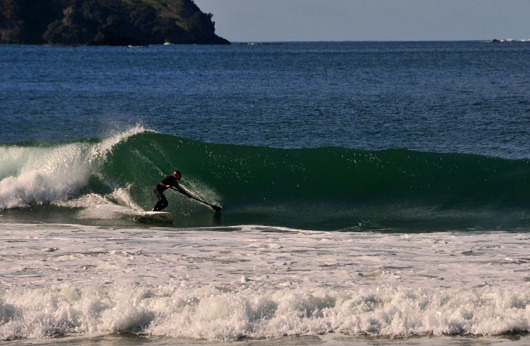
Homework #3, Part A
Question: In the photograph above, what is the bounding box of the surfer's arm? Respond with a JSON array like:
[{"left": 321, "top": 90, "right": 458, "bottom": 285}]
[
  {"left": 172, "top": 184, "right": 193, "bottom": 198},
  {"left": 158, "top": 182, "right": 171, "bottom": 189},
  {"left": 178, "top": 187, "right": 193, "bottom": 198}
]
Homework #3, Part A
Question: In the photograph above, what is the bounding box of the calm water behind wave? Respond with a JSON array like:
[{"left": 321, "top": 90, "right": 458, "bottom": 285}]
[{"left": 1, "top": 41, "right": 529, "bottom": 159}]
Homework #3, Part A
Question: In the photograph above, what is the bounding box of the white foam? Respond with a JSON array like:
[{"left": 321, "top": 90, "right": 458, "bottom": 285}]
[
  {"left": 0, "top": 224, "right": 529, "bottom": 341},
  {"left": 0, "top": 283, "right": 529, "bottom": 341}
]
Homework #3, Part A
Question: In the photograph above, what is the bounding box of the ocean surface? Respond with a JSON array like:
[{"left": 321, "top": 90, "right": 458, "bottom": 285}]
[{"left": 1, "top": 41, "right": 530, "bottom": 345}]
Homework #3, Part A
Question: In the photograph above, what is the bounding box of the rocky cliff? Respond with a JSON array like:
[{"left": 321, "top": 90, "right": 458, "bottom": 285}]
[{"left": 0, "top": 0, "right": 229, "bottom": 45}]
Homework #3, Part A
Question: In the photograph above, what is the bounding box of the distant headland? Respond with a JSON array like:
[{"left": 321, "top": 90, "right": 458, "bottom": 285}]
[{"left": 0, "top": 0, "right": 229, "bottom": 46}]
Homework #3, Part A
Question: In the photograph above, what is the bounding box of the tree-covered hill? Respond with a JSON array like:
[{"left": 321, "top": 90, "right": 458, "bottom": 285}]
[{"left": 0, "top": 0, "right": 229, "bottom": 45}]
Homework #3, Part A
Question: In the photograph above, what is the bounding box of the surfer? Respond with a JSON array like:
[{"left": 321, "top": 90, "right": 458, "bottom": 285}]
[{"left": 152, "top": 170, "right": 192, "bottom": 211}]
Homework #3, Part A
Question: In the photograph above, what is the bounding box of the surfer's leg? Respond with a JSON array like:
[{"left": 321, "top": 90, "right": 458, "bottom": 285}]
[
  {"left": 153, "top": 188, "right": 168, "bottom": 211},
  {"left": 156, "top": 195, "right": 168, "bottom": 211}
]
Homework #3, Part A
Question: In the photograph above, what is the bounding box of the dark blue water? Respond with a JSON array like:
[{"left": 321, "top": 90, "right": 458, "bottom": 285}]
[{"left": 1, "top": 41, "right": 529, "bottom": 158}]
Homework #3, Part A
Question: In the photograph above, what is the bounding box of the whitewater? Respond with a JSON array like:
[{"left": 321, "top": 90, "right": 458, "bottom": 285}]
[
  {"left": 0, "top": 126, "right": 145, "bottom": 210},
  {"left": 1, "top": 223, "right": 529, "bottom": 344}
]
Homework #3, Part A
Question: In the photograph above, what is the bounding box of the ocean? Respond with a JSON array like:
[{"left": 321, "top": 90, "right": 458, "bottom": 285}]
[{"left": 0, "top": 41, "right": 529, "bottom": 345}]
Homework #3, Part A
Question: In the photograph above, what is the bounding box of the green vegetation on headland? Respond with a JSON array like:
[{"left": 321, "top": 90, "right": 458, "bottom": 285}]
[{"left": 0, "top": 0, "right": 229, "bottom": 45}]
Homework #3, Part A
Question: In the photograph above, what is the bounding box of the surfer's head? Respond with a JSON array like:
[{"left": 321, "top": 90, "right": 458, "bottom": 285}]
[{"left": 173, "top": 171, "right": 182, "bottom": 180}]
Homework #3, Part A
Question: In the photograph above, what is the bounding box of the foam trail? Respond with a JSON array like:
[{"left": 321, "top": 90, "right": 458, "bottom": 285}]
[{"left": 64, "top": 188, "right": 146, "bottom": 220}]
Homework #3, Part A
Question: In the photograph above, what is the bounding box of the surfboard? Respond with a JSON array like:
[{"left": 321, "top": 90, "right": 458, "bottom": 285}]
[{"left": 136, "top": 211, "right": 175, "bottom": 223}]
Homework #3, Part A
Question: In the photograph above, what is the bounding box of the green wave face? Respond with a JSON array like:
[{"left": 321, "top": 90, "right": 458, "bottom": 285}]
[
  {"left": 101, "top": 132, "right": 530, "bottom": 230},
  {"left": 2, "top": 131, "right": 530, "bottom": 231}
]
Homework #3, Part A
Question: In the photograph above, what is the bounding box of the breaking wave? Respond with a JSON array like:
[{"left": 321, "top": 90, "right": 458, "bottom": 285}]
[{"left": 1, "top": 127, "right": 530, "bottom": 230}]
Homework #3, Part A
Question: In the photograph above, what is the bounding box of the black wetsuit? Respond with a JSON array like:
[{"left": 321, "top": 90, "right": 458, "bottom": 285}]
[{"left": 152, "top": 175, "right": 182, "bottom": 211}]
